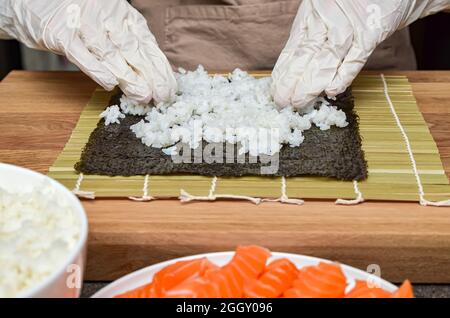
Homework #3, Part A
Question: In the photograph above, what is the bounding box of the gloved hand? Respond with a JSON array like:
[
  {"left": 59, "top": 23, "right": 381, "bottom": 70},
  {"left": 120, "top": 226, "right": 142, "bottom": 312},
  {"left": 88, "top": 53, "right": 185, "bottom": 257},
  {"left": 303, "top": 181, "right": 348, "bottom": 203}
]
[
  {"left": 272, "top": 0, "right": 450, "bottom": 110},
  {"left": 0, "top": 0, "right": 177, "bottom": 104}
]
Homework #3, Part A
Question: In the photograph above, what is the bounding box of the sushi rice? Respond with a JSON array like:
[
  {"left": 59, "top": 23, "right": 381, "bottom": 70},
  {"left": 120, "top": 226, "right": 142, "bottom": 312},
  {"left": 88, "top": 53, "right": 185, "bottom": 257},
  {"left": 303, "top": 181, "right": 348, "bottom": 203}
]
[
  {"left": 103, "top": 66, "right": 349, "bottom": 157},
  {"left": 0, "top": 183, "right": 80, "bottom": 297}
]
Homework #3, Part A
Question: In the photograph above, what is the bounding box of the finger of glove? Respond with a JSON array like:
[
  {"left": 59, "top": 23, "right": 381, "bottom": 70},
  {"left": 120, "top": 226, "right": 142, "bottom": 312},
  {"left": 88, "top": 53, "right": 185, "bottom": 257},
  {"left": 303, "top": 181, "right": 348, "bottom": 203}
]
[
  {"left": 273, "top": 11, "right": 325, "bottom": 84},
  {"left": 325, "top": 42, "right": 371, "bottom": 97},
  {"left": 65, "top": 36, "right": 118, "bottom": 90},
  {"left": 132, "top": 12, "right": 177, "bottom": 103},
  {"left": 272, "top": 0, "right": 312, "bottom": 81},
  {"left": 289, "top": 1, "right": 353, "bottom": 109},
  {"left": 108, "top": 12, "right": 177, "bottom": 104},
  {"left": 272, "top": 9, "right": 327, "bottom": 108},
  {"left": 80, "top": 27, "right": 152, "bottom": 104}
]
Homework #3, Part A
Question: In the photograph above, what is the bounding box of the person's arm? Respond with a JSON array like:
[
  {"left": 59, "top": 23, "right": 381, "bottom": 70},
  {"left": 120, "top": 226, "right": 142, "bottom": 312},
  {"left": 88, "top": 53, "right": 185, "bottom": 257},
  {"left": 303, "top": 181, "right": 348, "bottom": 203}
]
[
  {"left": 0, "top": 0, "right": 177, "bottom": 104},
  {"left": 272, "top": 0, "right": 450, "bottom": 110}
]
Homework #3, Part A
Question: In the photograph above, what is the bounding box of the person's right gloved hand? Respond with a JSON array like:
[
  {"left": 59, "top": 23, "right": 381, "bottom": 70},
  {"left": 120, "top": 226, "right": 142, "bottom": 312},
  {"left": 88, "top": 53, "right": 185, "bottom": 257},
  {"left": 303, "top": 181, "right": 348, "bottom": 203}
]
[
  {"left": 272, "top": 0, "right": 450, "bottom": 111},
  {"left": 0, "top": 0, "right": 177, "bottom": 104}
]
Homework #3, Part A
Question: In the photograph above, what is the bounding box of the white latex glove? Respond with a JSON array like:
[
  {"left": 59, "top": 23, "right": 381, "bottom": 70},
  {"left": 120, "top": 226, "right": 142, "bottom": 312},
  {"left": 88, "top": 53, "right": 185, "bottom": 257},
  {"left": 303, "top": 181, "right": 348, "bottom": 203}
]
[
  {"left": 0, "top": 0, "right": 177, "bottom": 104},
  {"left": 272, "top": 0, "right": 450, "bottom": 110}
]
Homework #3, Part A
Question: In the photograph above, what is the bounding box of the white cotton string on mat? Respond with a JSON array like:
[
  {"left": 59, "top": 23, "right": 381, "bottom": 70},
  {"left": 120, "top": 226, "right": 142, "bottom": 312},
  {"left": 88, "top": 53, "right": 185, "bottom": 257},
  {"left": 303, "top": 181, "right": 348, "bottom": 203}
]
[
  {"left": 129, "top": 174, "right": 154, "bottom": 202},
  {"left": 179, "top": 176, "right": 262, "bottom": 204},
  {"left": 262, "top": 177, "right": 304, "bottom": 205},
  {"left": 72, "top": 173, "right": 95, "bottom": 199},
  {"left": 335, "top": 180, "right": 364, "bottom": 205},
  {"left": 381, "top": 74, "right": 450, "bottom": 207}
]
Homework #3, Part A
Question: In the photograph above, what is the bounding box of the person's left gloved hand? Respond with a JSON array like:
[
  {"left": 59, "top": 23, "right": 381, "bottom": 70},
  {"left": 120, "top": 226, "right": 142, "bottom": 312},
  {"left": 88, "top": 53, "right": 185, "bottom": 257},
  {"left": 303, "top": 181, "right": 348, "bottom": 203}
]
[
  {"left": 272, "top": 0, "right": 450, "bottom": 111},
  {"left": 0, "top": 0, "right": 177, "bottom": 104}
]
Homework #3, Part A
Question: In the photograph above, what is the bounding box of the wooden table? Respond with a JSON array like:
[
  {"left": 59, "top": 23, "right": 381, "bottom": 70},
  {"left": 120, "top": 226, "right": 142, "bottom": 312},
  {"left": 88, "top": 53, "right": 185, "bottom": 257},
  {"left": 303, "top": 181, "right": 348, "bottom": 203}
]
[{"left": 1, "top": 71, "right": 449, "bottom": 283}]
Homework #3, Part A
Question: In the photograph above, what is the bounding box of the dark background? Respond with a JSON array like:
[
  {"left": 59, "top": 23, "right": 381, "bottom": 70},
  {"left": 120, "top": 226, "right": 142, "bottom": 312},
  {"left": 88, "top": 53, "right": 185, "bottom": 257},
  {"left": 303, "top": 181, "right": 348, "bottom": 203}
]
[
  {"left": 409, "top": 12, "right": 450, "bottom": 70},
  {"left": 0, "top": 12, "right": 449, "bottom": 81}
]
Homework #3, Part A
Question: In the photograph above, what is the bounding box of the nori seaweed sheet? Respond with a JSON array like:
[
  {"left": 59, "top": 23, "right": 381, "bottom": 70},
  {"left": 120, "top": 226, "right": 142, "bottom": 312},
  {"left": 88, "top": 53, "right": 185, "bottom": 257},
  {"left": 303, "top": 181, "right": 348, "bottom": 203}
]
[{"left": 75, "top": 89, "right": 367, "bottom": 181}]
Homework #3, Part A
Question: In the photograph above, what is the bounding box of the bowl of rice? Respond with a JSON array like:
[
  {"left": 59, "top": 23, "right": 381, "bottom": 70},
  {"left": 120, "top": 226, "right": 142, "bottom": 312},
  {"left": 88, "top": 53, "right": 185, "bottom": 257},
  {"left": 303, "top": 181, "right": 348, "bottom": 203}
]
[{"left": 0, "top": 163, "right": 88, "bottom": 298}]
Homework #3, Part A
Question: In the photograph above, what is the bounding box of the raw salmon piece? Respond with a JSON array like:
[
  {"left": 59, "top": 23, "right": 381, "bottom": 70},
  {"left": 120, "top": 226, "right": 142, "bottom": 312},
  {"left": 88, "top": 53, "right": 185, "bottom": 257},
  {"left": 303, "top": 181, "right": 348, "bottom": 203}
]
[
  {"left": 184, "top": 245, "right": 271, "bottom": 298},
  {"left": 202, "top": 263, "right": 249, "bottom": 298},
  {"left": 284, "top": 262, "right": 347, "bottom": 298},
  {"left": 283, "top": 287, "right": 306, "bottom": 298},
  {"left": 204, "top": 269, "right": 234, "bottom": 298},
  {"left": 114, "top": 283, "right": 155, "bottom": 298},
  {"left": 226, "top": 246, "right": 271, "bottom": 281},
  {"left": 153, "top": 258, "right": 216, "bottom": 296},
  {"left": 204, "top": 264, "right": 251, "bottom": 298},
  {"left": 164, "top": 261, "right": 225, "bottom": 298},
  {"left": 164, "top": 277, "right": 220, "bottom": 298},
  {"left": 221, "top": 265, "right": 246, "bottom": 297},
  {"left": 244, "top": 258, "right": 299, "bottom": 298},
  {"left": 264, "top": 258, "right": 299, "bottom": 274},
  {"left": 345, "top": 280, "right": 392, "bottom": 298},
  {"left": 392, "top": 280, "right": 414, "bottom": 298}
]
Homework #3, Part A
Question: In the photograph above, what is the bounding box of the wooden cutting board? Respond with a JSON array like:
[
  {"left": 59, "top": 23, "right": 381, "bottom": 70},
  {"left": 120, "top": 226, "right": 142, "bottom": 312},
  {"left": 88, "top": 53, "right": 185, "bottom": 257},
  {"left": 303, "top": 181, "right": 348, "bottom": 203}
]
[{"left": 0, "top": 71, "right": 449, "bottom": 283}]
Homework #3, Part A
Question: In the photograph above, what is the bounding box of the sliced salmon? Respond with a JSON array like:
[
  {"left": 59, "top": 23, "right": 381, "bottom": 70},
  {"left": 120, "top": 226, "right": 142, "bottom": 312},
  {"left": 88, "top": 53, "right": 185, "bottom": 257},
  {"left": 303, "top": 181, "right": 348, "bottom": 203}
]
[
  {"left": 163, "top": 251, "right": 267, "bottom": 299},
  {"left": 284, "top": 262, "right": 347, "bottom": 298},
  {"left": 345, "top": 280, "right": 392, "bottom": 298},
  {"left": 203, "top": 268, "right": 235, "bottom": 298},
  {"left": 153, "top": 258, "right": 217, "bottom": 297},
  {"left": 197, "top": 246, "right": 271, "bottom": 298},
  {"left": 114, "top": 247, "right": 414, "bottom": 299},
  {"left": 226, "top": 246, "right": 271, "bottom": 281},
  {"left": 164, "top": 276, "right": 221, "bottom": 298},
  {"left": 244, "top": 258, "right": 299, "bottom": 298},
  {"left": 114, "top": 283, "right": 156, "bottom": 298},
  {"left": 392, "top": 280, "right": 414, "bottom": 298},
  {"left": 264, "top": 258, "right": 299, "bottom": 274}
]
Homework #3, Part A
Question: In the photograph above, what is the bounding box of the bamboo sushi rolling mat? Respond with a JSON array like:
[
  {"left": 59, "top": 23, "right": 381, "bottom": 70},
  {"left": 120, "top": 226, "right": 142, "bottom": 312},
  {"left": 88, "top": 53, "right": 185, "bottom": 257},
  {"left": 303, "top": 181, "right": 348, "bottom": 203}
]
[{"left": 48, "top": 74, "right": 450, "bottom": 205}]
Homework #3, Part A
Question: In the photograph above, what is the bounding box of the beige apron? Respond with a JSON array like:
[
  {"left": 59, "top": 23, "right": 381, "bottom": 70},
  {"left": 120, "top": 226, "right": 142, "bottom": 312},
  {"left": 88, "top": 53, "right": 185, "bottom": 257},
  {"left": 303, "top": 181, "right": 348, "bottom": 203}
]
[{"left": 132, "top": 0, "right": 417, "bottom": 70}]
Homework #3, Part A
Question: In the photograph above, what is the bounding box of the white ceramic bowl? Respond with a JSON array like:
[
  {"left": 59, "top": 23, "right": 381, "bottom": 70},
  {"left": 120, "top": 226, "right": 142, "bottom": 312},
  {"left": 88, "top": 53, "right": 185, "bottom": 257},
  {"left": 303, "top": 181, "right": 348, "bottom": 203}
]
[
  {"left": 0, "top": 163, "right": 88, "bottom": 298},
  {"left": 93, "top": 252, "right": 397, "bottom": 298}
]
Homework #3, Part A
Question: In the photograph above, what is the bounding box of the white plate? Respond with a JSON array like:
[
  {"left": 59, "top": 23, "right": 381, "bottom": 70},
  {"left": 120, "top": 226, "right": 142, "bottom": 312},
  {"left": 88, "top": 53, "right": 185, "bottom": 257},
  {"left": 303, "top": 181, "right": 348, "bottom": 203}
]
[{"left": 93, "top": 252, "right": 397, "bottom": 298}]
